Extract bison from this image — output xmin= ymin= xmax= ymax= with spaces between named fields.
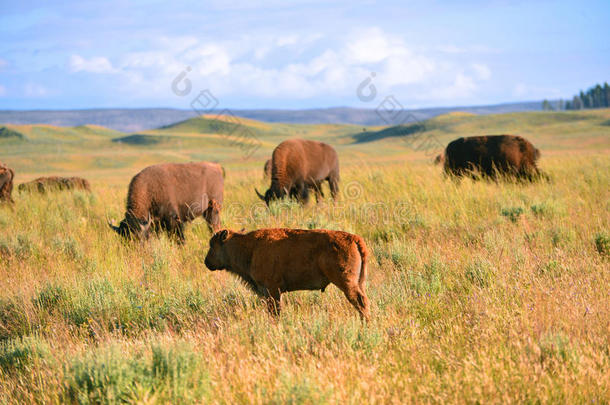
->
xmin=18 ymin=176 xmax=91 ymax=194
xmin=255 ymin=139 xmax=339 ymax=205
xmin=108 ymin=162 xmax=224 ymax=242
xmin=443 ymin=135 xmax=543 ymax=180
xmin=0 ymin=163 xmax=15 ymax=203
xmin=204 ymin=228 xmax=370 ymax=320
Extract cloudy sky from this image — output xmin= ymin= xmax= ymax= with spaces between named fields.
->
xmin=0 ymin=0 xmax=608 ymax=110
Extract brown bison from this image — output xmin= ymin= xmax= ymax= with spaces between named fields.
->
xmin=255 ymin=139 xmax=339 ymax=205
xmin=108 ymin=162 xmax=224 ymax=242
xmin=18 ymin=176 xmax=91 ymax=194
xmin=263 ymin=157 xmax=325 ymax=200
xmin=0 ymin=163 xmax=15 ymax=203
xmin=443 ymin=135 xmax=543 ymax=180
xmin=204 ymin=228 xmax=370 ymax=319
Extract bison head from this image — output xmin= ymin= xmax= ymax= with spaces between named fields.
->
xmin=108 ymin=212 xmax=151 ymax=240
xmin=204 ymin=229 xmax=233 ymax=271
xmin=203 ymin=199 xmax=222 ymax=232
xmin=255 ymin=185 xmax=288 ymax=206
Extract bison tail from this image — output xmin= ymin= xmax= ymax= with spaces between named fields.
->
xmin=355 ymin=237 xmax=368 ymax=290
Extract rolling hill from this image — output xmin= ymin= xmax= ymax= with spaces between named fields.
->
xmin=1 ymin=108 xmax=609 ymax=180
xmin=0 ymin=101 xmax=547 ymax=132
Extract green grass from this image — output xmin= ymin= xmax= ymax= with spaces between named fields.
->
xmin=0 ymin=109 xmax=609 ymax=403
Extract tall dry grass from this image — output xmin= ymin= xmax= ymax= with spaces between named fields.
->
xmin=0 ymin=150 xmax=608 ymax=403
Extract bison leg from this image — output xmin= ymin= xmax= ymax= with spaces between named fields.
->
xmin=328 ymin=176 xmax=339 ymax=200
xmin=295 ymin=182 xmax=310 ymax=204
xmin=263 ymin=288 xmax=282 ymax=316
xmin=173 ymin=223 xmax=186 ymax=244
xmin=313 ymin=181 xmax=325 ymax=203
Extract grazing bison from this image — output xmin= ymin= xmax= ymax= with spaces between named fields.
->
xmin=443 ymin=135 xmax=543 ymax=180
xmin=18 ymin=176 xmax=91 ymax=194
xmin=108 ymin=162 xmax=223 ymax=242
xmin=255 ymin=139 xmax=339 ymax=205
xmin=204 ymin=228 xmax=370 ymax=319
xmin=0 ymin=163 xmax=15 ymax=203
xmin=263 ymin=159 xmax=272 ymax=178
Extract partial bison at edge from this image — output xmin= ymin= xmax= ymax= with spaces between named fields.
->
xmin=443 ymin=135 xmax=543 ymax=180
xmin=204 ymin=228 xmax=370 ymax=320
xmin=0 ymin=163 xmax=15 ymax=203
xmin=109 ymin=162 xmax=224 ymax=243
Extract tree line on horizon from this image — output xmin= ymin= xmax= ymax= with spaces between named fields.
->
xmin=542 ymin=82 xmax=610 ymax=111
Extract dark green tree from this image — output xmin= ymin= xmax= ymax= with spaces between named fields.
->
xmin=572 ymin=95 xmax=582 ymax=110
xmin=542 ymin=99 xmax=552 ymax=111
xmin=581 ymin=91 xmax=589 ymax=108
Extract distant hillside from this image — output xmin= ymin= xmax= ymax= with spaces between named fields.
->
xmin=0 ymin=102 xmax=545 ymax=132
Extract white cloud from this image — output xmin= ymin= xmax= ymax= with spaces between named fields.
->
xmin=60 ymin=28 xmax=492 ymax=106
xmin=183 ymin=45 xmax=231 ymax=76
xmin=0 ymin=85 xmax=6 ymax=96
xmin=276 ymin=35 xmax=299 ymax=47
xmin=24 ymin=83 xmax=48 ymax=97
xmin=472 ymin=63 xmax=491 ymax=80
xmin=512 ymin=83 xmax=560 ymax=99
xmin=69 ymin=55 xmax=115 ymax=73
xmin=428 ymin=72 xmax=478 ymax=101
xmin=345 ymin=27 xmax=398 ymax=64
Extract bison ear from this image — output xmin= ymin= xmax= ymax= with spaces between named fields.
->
xmin=208 ymin=199 xmax=220 ymax=211
xmin=217 ymin=229 xmax=230 ymax=243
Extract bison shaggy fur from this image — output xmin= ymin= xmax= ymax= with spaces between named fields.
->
xmin=0 ymin=163 xmax=15 ymax=203
xmin=256 ymin=139 xmax=339 ymax=205
xmin=18 ymin=176 xmax=91 ymax=194
xmin=204 ymin=228 xmax=370 ymax=320
xmin=109 ymin=162 xmax=224 ymax=242
xmin=443 ymin=135 xmax=543 ymax=180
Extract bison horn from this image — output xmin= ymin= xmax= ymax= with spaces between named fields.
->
xmin=255 ymin=188 xmax=265 ymax=201
xmin=107 ymin=217 xmax=121 ymax=233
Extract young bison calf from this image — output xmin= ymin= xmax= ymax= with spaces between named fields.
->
xmin=204 ymin=228 xmax=370 ymax=320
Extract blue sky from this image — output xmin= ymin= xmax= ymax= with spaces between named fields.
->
xmin=0 ymin=0 xmax=608 ymax=110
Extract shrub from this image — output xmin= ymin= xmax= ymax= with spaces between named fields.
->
xmin=501 ymin=207 xmax=524 ymax=223
xmin=594 ymin=233 xmax=609 ymax=256
xmin=537 ymin=260 xmax=567 ymax=278
xmin=33 ymin=283 xmax=69 ymax=312
xmin=0 ymin=336 xmax=50 ymax=372
xmin=65 ymin=343 xmax=209 ymax=404
xmin=464 ymin=258 xmax=494 ymax=287
xmin=538 ymin=333 xmax=577 ymax=368
xmin=409 ymin=258 xmax=445 ymax=296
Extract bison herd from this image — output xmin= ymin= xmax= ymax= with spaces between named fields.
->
xmin=1 ymin=134 xmax=546 ymax=319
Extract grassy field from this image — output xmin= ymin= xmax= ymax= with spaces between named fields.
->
xmin=0 ymin=109 xmax=609 ymax=403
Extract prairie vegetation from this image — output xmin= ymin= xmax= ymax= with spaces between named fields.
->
xmin=0 ymin=109 xmax=609 ymax=403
